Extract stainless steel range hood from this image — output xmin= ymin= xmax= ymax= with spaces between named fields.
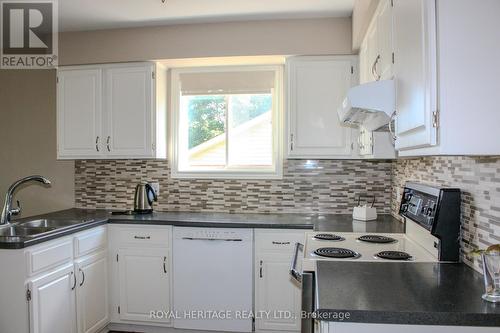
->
xmin=338 ymin=79 xmax=395 ymax=131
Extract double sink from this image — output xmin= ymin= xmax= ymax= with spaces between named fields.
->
xmin=0 ymin=218 xmax=93 ymax=238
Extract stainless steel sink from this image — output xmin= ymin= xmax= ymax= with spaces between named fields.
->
xmin=0 ymin=225 xmax=57 ymax=237
xmin=17 ymin=218 xmax=80 ymax=229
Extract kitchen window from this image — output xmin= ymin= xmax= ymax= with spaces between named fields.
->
xmin=170 ymin=66 xmax=283 ymax=179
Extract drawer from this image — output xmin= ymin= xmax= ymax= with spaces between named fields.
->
xmin=26 ymin=238 xmax=73 ymax=276
xmin=255 ymin=229 xmax=306 ymax=252
xmin=74 ymin=226 xmax=107 ymax=257
xmin=113 ymin=225 xmax=171 ymax=246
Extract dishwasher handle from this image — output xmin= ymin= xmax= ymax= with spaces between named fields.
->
xmin=181 ymin=237 xmax=243 ymax=242
xmin=290 ymin=242 xmax=304 ymax=283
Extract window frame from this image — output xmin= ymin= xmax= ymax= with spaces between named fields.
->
xmin=170 ymin=65 xmax=284 ymax=179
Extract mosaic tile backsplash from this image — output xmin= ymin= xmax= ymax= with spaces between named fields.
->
xmin=391 ymin=156 xmax=500 ymax=271
xmin=75 ymin=159 xmax=393 ymax=214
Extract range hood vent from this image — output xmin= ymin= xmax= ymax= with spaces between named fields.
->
xmin=338 ymin=80 xmax=395 ymax=131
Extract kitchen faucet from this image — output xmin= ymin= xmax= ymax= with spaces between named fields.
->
xmin=0 ymin=175 xmax=51 ymax=225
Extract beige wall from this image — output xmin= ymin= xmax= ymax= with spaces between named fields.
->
xmin=352 ymin=0 xmax=380 ymax=51
xmin=59 ymin=17 xmax=352 ymax=65
xmin=0 ymin=70 xmax=75 ymax=218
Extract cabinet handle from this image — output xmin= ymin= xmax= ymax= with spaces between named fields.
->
xmin=134 ymin=235 xmax=151 ymax=240
xmin=371 ymin=55 xmax=381 ymax=81
xmin=79 ymin=268 xmax=85 ymax=287
xmin=388 ymin=111 xmax=397 ymax=143
xmin=163 ymin=256 xmax=167 ymax=274
xmin=272 ymin=241 xmax=290 ymax=245
xmin=106 ymin=136 xmax=111 ymax=152
xmin=290 ymin=134 xmax=294 ymax=151
xmin=95 ymin=136 xmax=100 ymax=152
xmin=71 ymin=271 xmax=76 ymax=290
xmin=259 ymin=260 xmax=263 ymax=278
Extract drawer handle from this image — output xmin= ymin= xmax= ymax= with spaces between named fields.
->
xmin=134 ymin=236 xmax=151 ymax=240
xmin=272 ymin=241 xmax=290 ymax=245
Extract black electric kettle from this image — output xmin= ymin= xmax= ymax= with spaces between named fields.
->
xmin=133 ymin=182 xmax=158 ymax=214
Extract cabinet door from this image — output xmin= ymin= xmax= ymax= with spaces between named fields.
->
xmin=117 ymin=247 xmax=171 ymax=324
xmin=393 ymin=0 xmax=437 ymax=150
xmin=105 ymin=64 xmax=154 ymax=157
xmin=358 ymin=41 xmax=369 ymax=84
xmin=57 ymin=69 xmax=102 ymax=158
xmin=75 ymin=252 xmax=109 ymax=333
xmin=255 ymin=252 xmax=301 ymax=332
xmin=29 ymin=264 xmax=77 ymax=333
xmin=376 ymin=0 xmax=394 ymax=80
xmin=365 ymin=24 xmax=379 ymax=82
xmin=287 ymin=56 xmax=355 ymax=158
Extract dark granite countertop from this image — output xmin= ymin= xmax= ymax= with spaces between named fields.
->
xmin=0 ymin=208 xmax=403 ymax=249
xmin=316 ymin=261 xmax=500 ymax=327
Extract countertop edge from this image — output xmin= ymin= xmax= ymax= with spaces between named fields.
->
xmin=315 ymin=309 xmax=500 ymax=327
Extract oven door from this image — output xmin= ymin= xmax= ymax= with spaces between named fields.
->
xmin=290 ymin=242 xmax=314 ymax=333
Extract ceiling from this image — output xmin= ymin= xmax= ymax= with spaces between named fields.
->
xmin=59 ymin=0 xmax=354 ymax=32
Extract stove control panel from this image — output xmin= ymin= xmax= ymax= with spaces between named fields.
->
xmin=400 ymin=188 xmax=437 ymax=231
xmin=398 ymin=182 xmax=461 ymax=262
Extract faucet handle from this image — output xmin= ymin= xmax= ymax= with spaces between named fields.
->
xmin=11 ymin=200 xmax=21 ymax=216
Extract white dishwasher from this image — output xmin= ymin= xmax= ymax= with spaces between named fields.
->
xmin=173 ymin=227 xmax=253 ymax=332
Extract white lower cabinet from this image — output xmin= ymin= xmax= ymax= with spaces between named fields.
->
xmin=117 ymin=247 xmax=171 ymax=324
xmin=0 ymin=226 xmax=109 ymax=333
xmin=29 ymin=263 xmax=77 ymax=333
xmin=75 ymin=251 xmax=109 ymax=333
xmin=254 ymin=230 xmax=305 ymax=332
xmin=108 ymin=224 xmax=172 ymax=327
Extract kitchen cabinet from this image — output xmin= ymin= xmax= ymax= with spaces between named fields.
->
xmin=393 ymin=0 xmax=500 ymax=155
xmin=392 ymin=0 xmax=437 ymax=151
xmin=0 ymin=227 xmax=109 ymax=333
xmin=117 ymin=247 xmax=171 ymax=324
xmin=29 ymin=264 xmax=77 ymax=333
xmin=254 ymin=230 xmax=304 ymax=332
xmin=287 ymin=56 xmax=358 ymax=159
xmin=359 ymin=0 xmax=393 ymax=83
xmin=108 ymin=225 xmax=172 ymax=327
xmin=57 ymin=62 xmax=167 ymax=159
xmin=56 ymin=68 xmax=102 ymax=158
xmin=75 ymin=251 xmax=109 ymax=333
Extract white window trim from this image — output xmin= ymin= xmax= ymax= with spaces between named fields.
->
xmin=169 ymin=65 xmax=284 ymax=180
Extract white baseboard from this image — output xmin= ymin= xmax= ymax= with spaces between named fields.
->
xmin=107 ymin=323 xmax=244 ymax=333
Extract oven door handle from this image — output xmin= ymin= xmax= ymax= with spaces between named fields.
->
xmin=290 ymin=242 xmax=304 ymax=283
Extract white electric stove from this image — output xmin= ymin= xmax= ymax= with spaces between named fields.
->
xmin=293 ymin=183 xmax=463 ymax=333
xmin=301 ymin=230 xmax=438 ymax=271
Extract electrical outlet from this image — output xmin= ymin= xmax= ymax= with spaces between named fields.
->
xmin=150 ymin=182 xmax=160 ymax=196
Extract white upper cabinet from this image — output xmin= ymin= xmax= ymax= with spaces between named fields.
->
xmin=57 ymin=69 xmax=103 ymax=158
xmin=57 ymin=62 xmax=167 ymax=159
xmin=393 ymin=0 xmax=437 ymax=151
xmin=393 ymin=0 xmax=500 ymax=156
xmin=376 ymin=0 xmax=394 ymax=81
xmin=287 ymin=56 xmax=357 ymax=159
xmin=359 ymin=0 xmax=394 ymax=83
xmin=105 ymin=65 xmax=154 ymax=157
